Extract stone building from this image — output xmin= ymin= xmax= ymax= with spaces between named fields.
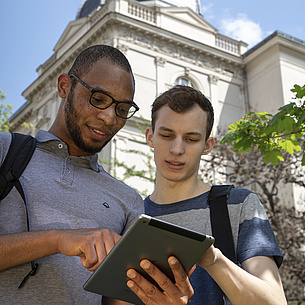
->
xmin=10 ymin=0 xmax=305 ymax=205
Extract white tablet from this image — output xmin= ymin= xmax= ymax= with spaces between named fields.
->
xmin=83 ymin=214 xmax=214 ymax=304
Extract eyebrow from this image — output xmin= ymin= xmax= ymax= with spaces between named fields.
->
xmin=93 ymin=86 xmax=134 ymax=104
xmin=158 ymin=126 xmax=203 ymax=137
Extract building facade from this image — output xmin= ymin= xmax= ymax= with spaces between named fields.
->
xmin=10 ymin=0 xmax=305 ymax=206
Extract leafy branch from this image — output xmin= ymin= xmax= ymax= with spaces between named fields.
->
xmin=221 ymin=84 xmax=305 ymax=166
xmin=0 ymin=89 xmax=13 ymax=133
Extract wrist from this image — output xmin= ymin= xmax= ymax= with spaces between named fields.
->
xmin=199 ymin=247 xmax=223 ymax=270
xmin=46 ymin=229 xmax=63 ymax=255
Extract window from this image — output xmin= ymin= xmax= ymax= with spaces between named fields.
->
xmin=174 ymin=77 xmax=194 ymax=87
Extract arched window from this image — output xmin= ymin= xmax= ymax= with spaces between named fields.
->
xmin=174 ymin=77 xmax=195 ymax=87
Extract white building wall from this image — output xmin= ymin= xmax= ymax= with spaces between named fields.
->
xmin=279 ymin=45 xmax=305 ymax=104
xmin=245 ymin=46 xmax=284 ymax=113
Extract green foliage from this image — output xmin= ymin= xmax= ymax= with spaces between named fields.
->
xmin=0 ymin=89 xmax=6 ymax=100
xmin=221 ymin=84 xmax=305 ymax=166
xmin=0 ymin=89 xmax=13 ymax=132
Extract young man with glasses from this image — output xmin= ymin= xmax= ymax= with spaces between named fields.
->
xmin=0 ymin=45 xmax=194 ymax=305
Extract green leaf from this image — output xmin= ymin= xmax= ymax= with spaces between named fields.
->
xmin=279 ymin=139 xmax=302 ymax=154
xmin=232 ymin=137 xmax=252 ymax=153
xmin=266 ymin=116 xmax=295 ymax=134
xmin=281 ymin=116 xmax=297 ymax=133
xmin=263 ymin=150 xmax=284 ymax=166
xmin=277 ymin=102 xmax=295 ymax=115
xmin=297 ymin=110 xmax=305 ymax=127
xmin=221 ymin=132 xmax=237 ymax=144
xmin=291 ymin=84 xmax=305 ymax=99
xmin=255 ymin=112 xmax=271 ymax=121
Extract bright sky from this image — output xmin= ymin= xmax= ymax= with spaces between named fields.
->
xmin=0 ymin=0 xmax=304 ymax=112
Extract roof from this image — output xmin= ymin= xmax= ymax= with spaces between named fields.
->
xmin=243 ymin=30 xmax=305 ymax=58
xmin=76 ymin=0 xmax=105 ymax=19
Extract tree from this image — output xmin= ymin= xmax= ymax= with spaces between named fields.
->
xmin=199 ymin=141 xmax=305 ymax=303
xmin=219 ymin=84 xmax=305 ymax=302
xmin=221 ymin=84 xmax=305 ymax=166
xmin=0 ymin=89 xmax=13 ymax=132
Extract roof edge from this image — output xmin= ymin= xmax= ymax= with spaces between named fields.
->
xmin=243 ymin=30 xmax=305 ymax=58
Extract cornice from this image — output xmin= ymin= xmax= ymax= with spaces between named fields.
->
xmin=10 ymin=108 xmax=34 ymax=131
xmin=112 ymin=19 xmax=244 ymax=79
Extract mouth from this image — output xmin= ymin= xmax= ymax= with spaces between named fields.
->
xmin=166 ymin=160 xmax=185 ymax=169
xmin=168 ymin=161 xmax=184 ymax=165
xmin=92 ymin=128 xmax=107 ymax=136
xmin=89 ymin=126 xmax=110 ymax=139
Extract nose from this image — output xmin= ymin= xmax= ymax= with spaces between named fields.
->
xmin=97 ymin=104 xmax=117 ymax=125
xmin=169 ymin=137 xmax=185 ymax=155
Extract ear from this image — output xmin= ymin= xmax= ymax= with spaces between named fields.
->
xmin=145 ymin=127 xmax=154 ymax=148
xmin=202 ymin=137 xmax=215 ymax=155
xmin=58 ymin=74 xmax=71 ymax=99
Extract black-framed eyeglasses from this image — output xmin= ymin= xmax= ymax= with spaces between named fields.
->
xmin=69 ymin=74 xmax=139 ymax=119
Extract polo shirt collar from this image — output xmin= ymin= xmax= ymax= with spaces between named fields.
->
xmin=35 ymin=130 xmax=100 ymax=172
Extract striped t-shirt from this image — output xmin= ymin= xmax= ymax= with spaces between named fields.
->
xmin=144 ymin=188 xmax=283 ymax=305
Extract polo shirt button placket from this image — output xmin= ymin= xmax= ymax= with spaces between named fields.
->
xmin=62 ymin=157 xmax=74 ymax=184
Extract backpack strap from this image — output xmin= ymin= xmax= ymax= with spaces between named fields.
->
xmin=208 ymin=184 xmax=237 ymax=263
xmin=0 ymin=132 xmax=39 ymax=288
xmin=0 ymin=133 xmax=37 ymax=201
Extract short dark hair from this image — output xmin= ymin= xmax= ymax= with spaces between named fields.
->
xmin=151 ymin=85 xmax=214 ymax=139
xmin=68 ymin=45 xmax=134 ymax=88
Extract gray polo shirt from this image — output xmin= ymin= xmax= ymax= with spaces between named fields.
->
xmin=0 ymin=130 xmax=144 ymax=304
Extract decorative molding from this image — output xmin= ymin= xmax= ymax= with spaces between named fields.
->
xmin=117 ymin=43 xmax=129 ymax=55
xmin=34 ymin=82 xmax=57 ymax=104
xmin=155 ymin=56 xmax=166 ymax=67
xmin=185 ymin=67 xmax=191 ymax=76
xmin=209 ymin=74 xmax=219 ymax=85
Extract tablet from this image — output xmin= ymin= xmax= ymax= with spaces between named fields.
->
xmin=83 ymin=214 xmax=214 ymax=304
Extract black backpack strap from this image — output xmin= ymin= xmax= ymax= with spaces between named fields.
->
xmin=0 ymin=133 xmax=37 ymax=200
xmin=208 ymin=184 xmax=237 ymax=263
xmin=0 ymin=132 xmax=39 ymax=288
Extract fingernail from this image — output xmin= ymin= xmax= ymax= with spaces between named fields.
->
xmin=169 ymin=257 xmax=177 ymax=265
xmin=127 ymin=270 xmax=136 ymax=279
xmin=127 ymin=281 xmax=134 ymax=288
xmin=141 ymin=260 xmax=150 ymax=269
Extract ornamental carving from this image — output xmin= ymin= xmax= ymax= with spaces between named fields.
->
xmin=117 ymin=43 xmax=129 ymax=55
xmin=155 ymin=57 xmax=166 ymax=67
xmin=209 ymin=75 xmax=219 ymax=85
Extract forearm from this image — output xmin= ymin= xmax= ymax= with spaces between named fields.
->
xmin=0 ymin=230 xmax=59 ymax=271
xmin=0 ymin=228 xmax=121 ymax=272
xmin=202 ymin=250 xmax=287 ymax=305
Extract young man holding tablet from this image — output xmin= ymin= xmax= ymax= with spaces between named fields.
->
xmin=125 ymin=85 xmax=287 ymax=305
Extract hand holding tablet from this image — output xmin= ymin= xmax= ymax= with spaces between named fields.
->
xmin=84 ymin=214 xmax=214 ymax=305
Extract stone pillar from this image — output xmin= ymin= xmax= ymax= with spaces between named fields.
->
xmin=155 ymin=56 xmax=167 ymax=96
xmin=208 ymin=74 xmax=220 ymax=132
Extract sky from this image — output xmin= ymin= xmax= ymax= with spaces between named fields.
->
xmin=0 ymin=0 xmax=304 ymax=113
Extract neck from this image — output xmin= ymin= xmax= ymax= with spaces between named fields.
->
xmin=150 ymin=176 xmax=211 ymax=204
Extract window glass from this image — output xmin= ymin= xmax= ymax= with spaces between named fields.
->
xmin=174 ymin=77 xmax=194 ymax=87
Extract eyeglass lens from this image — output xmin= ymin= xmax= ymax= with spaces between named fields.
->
xmin=91 ymin=91 xmax=137 ymax=119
